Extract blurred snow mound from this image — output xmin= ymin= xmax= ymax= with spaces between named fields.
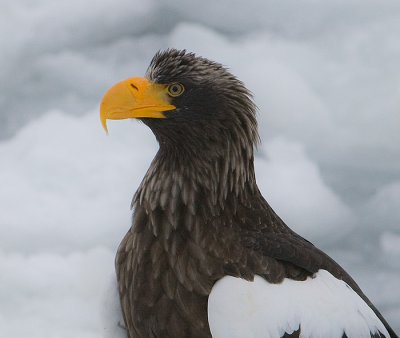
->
xmin=365 ymin=182 xmax=400 ymax=232
xmin=101 ymin=274 xmax=127 ymax=338
xmin=0 ymin=247 xmax=115 ymax=338
xmin=256 ymin=137 xmax=356 ymax=245
xmin=381 ymin=232 xmax=400 ymax=256
xmin=0 ymin=111 xmax=155 ymax=253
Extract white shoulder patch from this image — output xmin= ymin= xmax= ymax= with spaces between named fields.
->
xmin=208 ymin=270 xmax=389 ymax=338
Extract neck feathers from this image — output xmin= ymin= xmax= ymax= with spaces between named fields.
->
xmin=132 ymin=136 xmax=258 ymax=236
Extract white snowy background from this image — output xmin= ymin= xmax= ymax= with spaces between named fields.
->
xmin=0 ymin=0 xmax=399 ymax=336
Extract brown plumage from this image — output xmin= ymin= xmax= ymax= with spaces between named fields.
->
xmin=104 ymin=49 xmax=398 ymax=338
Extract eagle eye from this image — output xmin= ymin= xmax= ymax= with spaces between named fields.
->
xmin=167 ymin=83 xmax=185 ymax=97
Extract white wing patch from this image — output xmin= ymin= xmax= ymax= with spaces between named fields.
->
xmin=208 ymin=270 xmax=389 ymax=338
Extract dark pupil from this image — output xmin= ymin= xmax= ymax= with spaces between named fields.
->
xmin=171 ymin=85 xmax=179 ymax=93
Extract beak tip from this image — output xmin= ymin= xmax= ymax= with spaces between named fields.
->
xmin=100 ymin=113 xmax=109 ymax=135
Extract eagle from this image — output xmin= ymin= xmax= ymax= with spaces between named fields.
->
xmin=100 ymin=49 xmax=398 ymax=338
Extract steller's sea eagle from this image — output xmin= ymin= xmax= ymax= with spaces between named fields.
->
xmin=100 ymin=49 xmax=398 ymax=338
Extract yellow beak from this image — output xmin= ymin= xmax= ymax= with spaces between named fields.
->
xmin=100 ymin=77 xmax=176 ymax=133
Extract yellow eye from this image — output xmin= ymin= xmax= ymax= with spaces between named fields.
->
xmin=167 ymin=83 xmax=185 ymax=97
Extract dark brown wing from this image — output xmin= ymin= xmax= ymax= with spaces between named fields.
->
xmin=241 ymin=228 xmax=398 ymax=338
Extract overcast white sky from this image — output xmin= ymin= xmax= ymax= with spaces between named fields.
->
xmin=0 ymin=0 xmax=399 ymax=336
